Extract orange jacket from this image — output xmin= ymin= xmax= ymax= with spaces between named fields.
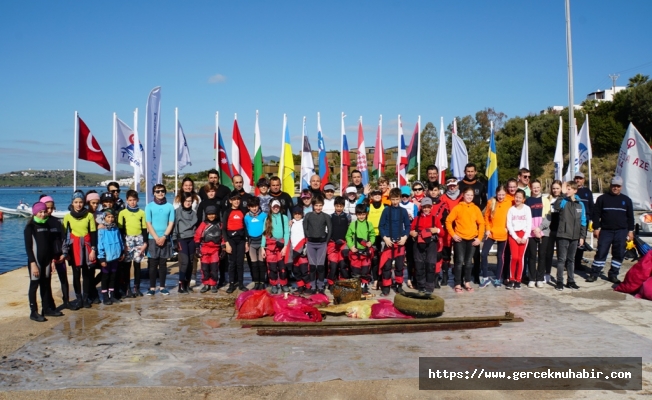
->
xmin=484 ymin=198 xmax=511 ymax=242
xmin=446 ymin=201 xmax=485 ymax=240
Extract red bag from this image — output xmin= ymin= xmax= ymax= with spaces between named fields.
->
xmin=235 ymin=290 xmax=257 ymax=311
xmin=370 ymin=299 xmax=414 ymax=319
xmin=236 ymin=290 xmax=275 ymax=319
xmin=273 ymin=304 xmax=322 ymax=323
xmin=615 ymin=252 xmax=652 ymax=294
xmin=635 ymin=277 xmax=652 ymax=300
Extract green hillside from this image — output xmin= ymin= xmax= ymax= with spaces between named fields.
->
xmin=0 ymin=170 xmax=130 ymax=187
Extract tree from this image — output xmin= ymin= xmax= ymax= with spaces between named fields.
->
xmin=627 ymin=73 xmax=649 ymax=88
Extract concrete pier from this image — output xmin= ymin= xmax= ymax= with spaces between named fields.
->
xmin=1 ymin=258 xmax=651 ymax=399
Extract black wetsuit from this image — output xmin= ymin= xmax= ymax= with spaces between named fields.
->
xmin=24 ymin=218 xmax=61 ymax=314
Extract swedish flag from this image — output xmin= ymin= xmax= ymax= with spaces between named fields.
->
xmin=486 ymin=127 xmax=498 ymax=198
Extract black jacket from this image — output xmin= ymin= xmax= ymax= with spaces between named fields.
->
xmin=459 ymin=178 xmax=487 ymax=211
xmin=592 ymin=192 xmax=635 ymax=231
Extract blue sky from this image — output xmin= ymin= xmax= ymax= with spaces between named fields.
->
xmin=1 ymin=0 xmax=650 ymax=174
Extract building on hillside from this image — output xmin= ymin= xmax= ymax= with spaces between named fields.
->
xmin=586 ymin=86 xmax=626 ymax=102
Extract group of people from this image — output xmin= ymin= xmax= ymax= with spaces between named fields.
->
xmin=23 ymin=164 xmax=636 ymax=322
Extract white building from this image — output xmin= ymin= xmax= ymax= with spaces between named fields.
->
xmin=586 ymin=86 xmax=626 ymax=102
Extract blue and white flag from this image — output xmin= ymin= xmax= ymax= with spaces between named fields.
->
xmin=116 ymin=117 xmax=143 ymax=173
xmin=577 ymin=115 xmax=592 ymax=167
xmin=449 ymin=119 xmax=468 ymax=180
xmin=177 ymin=120 xmax=192 ymax=170
xmin=145 ymin=86 xmax=161 ymax=203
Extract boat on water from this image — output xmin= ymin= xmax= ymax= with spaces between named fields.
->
xmin=0 ymin=202 xmax=67 ymax=219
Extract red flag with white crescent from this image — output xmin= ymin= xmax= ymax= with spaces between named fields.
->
xmin=78 ymin=116 xmax=110 ymax=171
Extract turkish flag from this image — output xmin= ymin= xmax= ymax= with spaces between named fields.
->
xmin=78 ymin=116 xmax=110 ymax=171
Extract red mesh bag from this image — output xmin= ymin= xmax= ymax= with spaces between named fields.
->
xmin=236 ymin=290 xmax=275 ymax=319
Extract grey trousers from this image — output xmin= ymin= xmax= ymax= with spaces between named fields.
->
xmin=556 ymin=238 xmax=578 ymax=284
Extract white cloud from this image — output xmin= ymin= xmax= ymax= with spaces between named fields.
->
xmin=208 ymin=73 xmax=226 ymax=84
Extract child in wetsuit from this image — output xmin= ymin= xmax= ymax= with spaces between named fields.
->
xmin=97 ymin=209 xmax=124 ymax=304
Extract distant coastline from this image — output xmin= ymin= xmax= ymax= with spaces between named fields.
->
xmin=0 ymin=170 xmax=132 ymax=188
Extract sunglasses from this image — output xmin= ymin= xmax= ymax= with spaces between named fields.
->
xmin=413 ymin=188 xmax=424 ymax=191
xmin=522 ymin=176 xmax=531 ymax=179
xmin=154 ymin=190 xmax=166 ymax=194
xmin=110 ymin=189 xmax=120 ymax=193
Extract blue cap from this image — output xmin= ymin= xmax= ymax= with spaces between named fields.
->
xmin=401 ymin=186 xmax=411 ymax=196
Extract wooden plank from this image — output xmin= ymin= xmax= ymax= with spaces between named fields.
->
xmin=241 ymin=312 xmax=521 ymax=328
xmin=256 ymin=320 xmax=501 ymax=336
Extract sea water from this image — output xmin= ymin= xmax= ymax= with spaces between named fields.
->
xmin=0 ymin=187 xmax=174 ymax=274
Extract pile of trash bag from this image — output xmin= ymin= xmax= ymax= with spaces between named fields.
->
xmin=235 ymin=290 xmax=328 ymax=322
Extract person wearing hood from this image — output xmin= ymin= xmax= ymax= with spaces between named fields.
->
xmin=63 ymin=190 xmax=98 ymax=310
xmin=194 ymin=203 xmax=222 ymax=293
xmin=24 ymin=202 xmax=64 ymax=321
xmin=97 ymin=208 xmax=125 ymax=305
xmin=439 ymin=179 xmax=462 ymax=284
xmin=173 ymin=192 xmax=198 ymax=294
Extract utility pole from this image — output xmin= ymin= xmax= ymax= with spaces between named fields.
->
xmin=609 ymin=73 xmax=620 ymax=97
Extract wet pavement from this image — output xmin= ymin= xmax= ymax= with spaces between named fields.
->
xmin=2 ymin=265 xmax=652 ymax=392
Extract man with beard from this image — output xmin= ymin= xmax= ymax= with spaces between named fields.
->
xmin=199 ymin=169 xmax=231 ymax=203
xmin=458 ymin=163 xmax=487 ymax=283
xmin=221 ymin=174 xmax=252 ymax=213
xmin=268 ymin=175 xmax=294 ymax=217
xmin=425 ymin=165 xmax=440 ymax=187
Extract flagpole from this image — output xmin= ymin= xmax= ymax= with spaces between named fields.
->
xmin=340 ymin=112 xmax=345 ymax=192
xmin=587 ymin=114 xmax=592 ymax=191
xmin=378 ymin=114 xmax=382 ymax=179
xmin=134 ymin=108 xmax=139 ymax=192
xmin=417 ymin=115 xmax=421 ymax=181
xmin=214 ymin=112 xmax=219 ymax=171
xmin=397 ymin=114 xmax=401 ymax=185
xmin=73 ymin=111 xmax=78 ymax=191
xmin=565 ymin=0 xmax=577 ymax=179
xmin=112 ymin=112 xmax=117 ymax=181
xmin=280 ymin=114 xmax=286 ymax=189
xmin=175 ymin=107 xmax=178 ymax=196
xmin=301 ymin=115 xmax=306 ymax=189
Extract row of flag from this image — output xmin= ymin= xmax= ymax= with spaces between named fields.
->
xmin=76 ymin=86 xmax=650 ymax=210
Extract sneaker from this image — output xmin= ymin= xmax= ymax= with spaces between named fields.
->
xmin=238 ymin=285 xmax=249 ymax=292
xmin=308 ymin=288 xmax=317 ymax=295
xmin=479 ymin=278 xmax=491 ymax=288
xmin=226 ymin=284 xmax=237 ymax=294
xmin=296 ymin=287 xmax=305 ymax=295
xmin=211 ymin=286 xmax=218 ymax=293
xmin=281 ymin=285 xmax=290 ymax=293
xmin=493 ymin=279 xmax=502 ymax=288
xmin=555 ymin=282 xmax=564 ymax=291
xmin=200 ymin=285 xmax=210 ymax=293
xmin=585 ymin=274 xmax=598 ymax=283
xmin=318 ymin=288 xmax=325 ymax=295
xmin=135 ymin=289 xmax=144 ymax=297
xmin=160 ymin=289 xmax=170 ymax=296
xmin=146 ymin=290 xmax=155 ymax=296
xmin=362 ymin=284 xmax=371 ymax=295
xmin=567 ymin=281 xmax=580 ymax=290
xmin=380 ymin=287 xmax=390 ymax=296
xmin=527 ymin=281 xmax=535 ymax=288
xmin=607 ymin=276 xmax=621 ymax=285
xmin=536 ymin=281 xmax=544 ymax=288
xmin=103 ymin=296 xmax=112 ymax=305
xmin=271 ymin=286 xmax=279 ymax=294
xmin=505 ymin=282 xmax=514 ymax=290
xmin=418 ymin=289 xmax=426 ymax=295
xmin=544 ymin=274 xmax=551 ymax=283
xmin=514 ymin=282 xmax=522 ymax=290
xmin=190 ymin=279 xmax=196 ymax=287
